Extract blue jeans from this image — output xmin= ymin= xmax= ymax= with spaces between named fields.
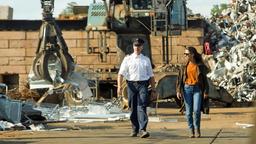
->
xmin=183 ymin=84 xmax=202 ymax=131
xmin=127 ymin=80 xmax=149 ymax=133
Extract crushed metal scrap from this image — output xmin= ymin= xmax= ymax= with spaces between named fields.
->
xmin=0 ymin=95 xmax=129 ymax=131
xmin=0 ymin=82 xmax=129 ymax=131
xmin=0 ymin=83 xmax=47 ymax=131
xmin=204 ymin=0 xmax=256 ymax=102
xmin=37 ymin=102 xmax=129 ymax=123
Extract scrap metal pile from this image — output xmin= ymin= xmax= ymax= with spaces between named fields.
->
xmin=1 ymin=90 xmax=128 ymax=131
xmin=0 ymin=83 xmax=46 ymax=131
xmin=37 ymin=100 xmax=128 ymax=123
xmin=205 ymin=0 xmax=256 ymax=102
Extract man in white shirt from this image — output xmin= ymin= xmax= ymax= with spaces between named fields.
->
xmin=117 ymin=38 xmax=156 ymax=138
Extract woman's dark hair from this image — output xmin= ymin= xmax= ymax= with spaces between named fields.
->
xmin=187 ymin=46 xmax=203 ymax=64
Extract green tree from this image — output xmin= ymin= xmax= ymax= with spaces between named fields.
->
xmin=211 ymin=5 xmax=220 ymax=16
xmin=210 ymin=3 xmax=228 ymax=17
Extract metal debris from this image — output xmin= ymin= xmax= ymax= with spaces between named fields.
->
xmin=236 ymin=122 xmax=255 ymax=128
xmin=205 ymin=0 xmax=256 ymax=102
xmin=0 ymin=121 xmax=14 ymax=131
xmin=29 ymin=124 xmax=46 ymax=131
xmin=0 ymin=95 xmax=22 ymax=124
xmin=34 ymin=98 xmax=129 ymax=123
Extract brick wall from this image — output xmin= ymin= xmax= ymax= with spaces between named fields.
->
xmin=0 ymin=28 xmax=203 ymax=90
xmin=151 ymin=28 xmax=204 ymax=65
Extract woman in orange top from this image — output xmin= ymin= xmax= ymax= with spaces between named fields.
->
xmin=176 ymin=47 xmax=209 ymax=138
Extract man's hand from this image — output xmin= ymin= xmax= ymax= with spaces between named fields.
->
xmin=204 ymin=93 xmax=208 ymax=99
xmin=150 ymin=90 xmax=157 ymax=101
xmin=117 ymin=87 xmax=122 ymax=96
xmin=117 ymin=74 xmax=123 ymax=96
xmin=176 ymin=92 xmax=182 ymax=100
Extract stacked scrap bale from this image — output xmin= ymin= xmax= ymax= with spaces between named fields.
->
xmin=205 ymin=0 xmax=256 ymax=102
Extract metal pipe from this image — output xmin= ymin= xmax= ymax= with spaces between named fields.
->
xmin=235 ymin=0 xmax=238 ymax=12
xmin=110 ymin=88 xmax=113 ymax=99
xmin=166 ymin=35 xmax=169 ymax=64
xmin=96 ymin=77 xmax=99 ymax=100
xmin=103 ymin=0 xmax=110 ymax=17
xmin=162 ymin=36 xmax=166 ymax=63
xmin=86 ymin=31 xmax=91 ymax=54
xmin=102 ymin=31 xmax=107 ymax=62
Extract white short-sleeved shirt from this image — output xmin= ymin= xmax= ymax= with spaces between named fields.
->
xmin=118 ymin=53 xmax=154 ymax=81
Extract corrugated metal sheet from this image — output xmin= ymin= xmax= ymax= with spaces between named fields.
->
xmin=0 ymin=96 xmax=22 ymax=124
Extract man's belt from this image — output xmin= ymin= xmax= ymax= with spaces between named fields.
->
xmin=127 ymin=80 xmax=148 ymax=84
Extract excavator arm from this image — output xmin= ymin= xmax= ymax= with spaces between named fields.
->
xmin=28 ymin=0 xmax=92 ymax=105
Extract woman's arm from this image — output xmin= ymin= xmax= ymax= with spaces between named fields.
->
xmin=176 ymin=66 xmax=184 ymax=99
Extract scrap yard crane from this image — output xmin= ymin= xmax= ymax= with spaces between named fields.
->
xmin=27 ymin=0 xmax=232 ymax=110
xmin=28 ymin=0 xmax=188 ymax=107
xmin=28 ymin=0 xmax=92 ymax=105
xmin=33 ymin=0 xmax=74 ymax=83
xmin=25 ymin=0 xmax=186 ymax=104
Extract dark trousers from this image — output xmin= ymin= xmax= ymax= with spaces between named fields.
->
xmin=127 ymin=80 xmax=149 ymax=133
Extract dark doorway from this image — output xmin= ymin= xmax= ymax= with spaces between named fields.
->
xmin=0 ymin=74 xmax=19 ymax=90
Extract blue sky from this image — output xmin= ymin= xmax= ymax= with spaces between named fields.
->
xmin=0 ymin=0 xmax=229 ymax=19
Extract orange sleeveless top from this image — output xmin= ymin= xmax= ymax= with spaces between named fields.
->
xmin=185 ymin=62 xmax=198 ymax=85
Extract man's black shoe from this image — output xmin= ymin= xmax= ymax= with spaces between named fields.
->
xmin=140 ymin=131 xmax=150 ymax=138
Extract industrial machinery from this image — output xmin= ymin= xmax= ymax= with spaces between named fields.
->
xmin=85 ymin=0 xmax=187 ymax=107
xmin=85 ymin=0 xmax=233 ymax=109
xmin=28 ymin=0 xmax=187 ymax=107
xmin=29 ymin=0 xmax=92 ymax=105
xmin=28 ymin=0 xmax=232 ymax=109
xmin=33 ymin=0 xmax=74 ymax=83
xmin=86 ymin=0 xmax=186 ymax=63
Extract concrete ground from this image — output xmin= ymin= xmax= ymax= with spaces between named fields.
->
xmin=0 ymin=107 xmax=255 ymax=144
